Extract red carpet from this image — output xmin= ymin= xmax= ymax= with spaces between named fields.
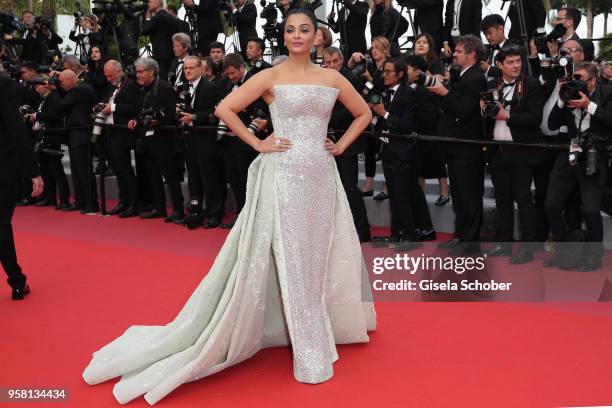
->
xmin=2 ymin=206 xmax=612 ymax=407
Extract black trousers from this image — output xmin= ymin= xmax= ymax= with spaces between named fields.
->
xmin=336 ymin=154 xmax=370 ymax=237
xmin=222 ymin=144 xmax=257 ymax=215
xmin=143 ymin=152 xmax=185 ymax=212
xmin=533 ymin=152 xmax=554 ymax=241
xmin=157 ymin=59 xmax=172 ymax=83
xmin=446 ymin=154 xmax=484 ymax=242
xmin=381 ymin=145 xmax=433 ymax=239
xmin=545 ymin=153 xmax=607 ymax=251
xmin=490 ymin=149 xmax=537 ymax=243
xmin=40 ymin=148 xmax=70 ymax=204
xmin=364 ymin=137 xmax=379 ymax=178
xmin=68 ymin=144 xmax=98 ymax=208
xmin=109 ymin=134 xmax=139 ymax=207
xmin=135 ymin=151 xmax=153 ymax=208
xmin=0 ymin=179 xmax=26 ymax=290
xmin=184 ymin=135 xmax=226 ymax=219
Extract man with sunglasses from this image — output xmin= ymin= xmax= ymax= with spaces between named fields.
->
xmin=545 ymin=62 xmax=612 ymax=271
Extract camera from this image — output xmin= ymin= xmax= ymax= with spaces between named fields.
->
xmin=414 ymin=72 xmax=439 ymax=87
xmin=351 ymin=53 xmax=374 ymax=78
xmin=246 ymin=107 xmax=269 ymax=135
xmin=362 ymin=81 xmax=386 ymax=105
xmin=540 ymin=55 xmax=573 ymax=81
xmin=569 ymin=130 xmax=605 ymax=175
xmin=137 ymin=106 xmax=166 ymax=128
xmin=26 ymin=77 xmax=59 ymax=87
xmin=559 ymin=77 xmax=589 ymax=103
xmin=33 ymin=131 xmax=64 ymax=158
xmin=91 ymin=102 xmax=107 ymax=143
xmin=34 ymin=16 xmax=52 ymax=31
xmin=480 ymin=89 xmax=504 ymax=119
xmin=0 ymin=11 xmax=25 ymax=35
xmin=19 ymin=104 xmax=36 ymax=116
xmin=533 ymin=24 xmax=567 ymax=55
xmin=260 ymin=0 xmax=279 ymax=41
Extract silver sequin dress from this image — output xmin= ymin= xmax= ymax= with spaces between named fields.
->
xmin=82 ymin=84 xmax=377 ymax=405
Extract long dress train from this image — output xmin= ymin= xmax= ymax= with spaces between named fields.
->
xmin=82 ymin=84 xmax=377 ymax=405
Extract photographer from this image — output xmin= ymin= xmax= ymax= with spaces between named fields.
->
xmin=370 ymin=58 xmax=427 ymax=244
xmin=166 ymin=4 xmax=191 ymax=34
xmin=62 ymin=54 xmax=90 ymax=83
xmin=427 ymin=35 xmax=486 ymax=255
xmin=544 ymin=62 xmax=612 ymax=271
xmin=33 ymin=70 xmax=98 ymax=213
xmin=507 ymin=0 xmax=545 ymax=45
xmin=245 ymin=37 xmax=272 ymax=74
xmin=17 ymin=15 xmax=63 ymax=65
xmin=480 ymin=46 xmax=546 ymax=264
xmin=168 ymin=33 xmax=192 ymax=90
xmin=209 ymin=41 xmax=226 ymax=71
xmin=127 ymin=58 xmax=185 ymax=223
xmin=99 ymin=60 xmax=143 ymax=218
xmin=550 ymin=7 xmax=595 ymax=62
xmin=183 ymin=0 xmax=223 ymax=57
xmin=24 ymin=75 xmax=71 ymax=210
xmin=177 ymin=56 xmax=223 ymax=228
xmin=230 ymin=0 xmax=258 ymax=60
xmin=403 ymin=54 xmax=443 ymax=235
xmin=347 ymin=36 xmax=390 ymax=198
xmin=369 ymin=0 xmax=408 ymax=57
xmin=219 ymin=53 xmax=267 ymax=228
xmin=442 ymin=0 xmax=481 ymax=58
xmin=326 ymin=0 xmax=368 ymax=58
xmin=0 ymin=75 xmax=43 ymax=301
xmin=323 ymin=46 xmax=371 ymax=242
xmin=601 ymin=61 xmax=612 ymax=86
xmin=142 ymin=0 xmax=180 ymax=80
xmin=69 ymin=14 xmax=103 ymax=60
xmin=412 ymin=0 xmax=444 ymax=55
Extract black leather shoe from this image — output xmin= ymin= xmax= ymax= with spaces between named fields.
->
xmin=361 ymin=190 xmax=374 ymax=197
xmin=510 ymin=248 xmax=533 ymax=265
xmin=140 ymin=209 xmax=166 ymax=219
xmin=34 ymin=199 xmax=55 ymax=207
xmin=204 ymin=217 xmax=221 ymax=229
xmin=434 ymin=195 xmax=450 ymax=206
xmin=449 ymin=242 xmax=481 ymax=256
xmin=483 ymin=244 xmax=512 ymax=258
xmin=15 ymin=198 xmax=32 ymax=206
xmin=55 ymin=201 xmax=70 ymax=211
xmin=108 ymin=203 xmax=129 ymax=215
xmin=372 ymin=235 xmax=400 ymax=243
xmin=12 ymin=284 xmax=30 ymax=300
xmin=416 ymin=229 xmax=437 ymax=242
xmin=574 ymin=259 xmax=602 ymax=272
xmin=137 ymin=204 xmax=154 ymax=214
xmin=543 ymin=256 xmax=558 ymax=268
xmin=372 ymin=192 xmax=389 ymax=201
xmin=81 ymin=206 xmax=99 ymax=214
xmin=438 ymin=237 xmax=460 ymax=249
xmin=220 ymin=219 xmax=236 ymax=229
xmin=165 ymin=211 xmax=185 ymax=223
xmin=62 ymin=203 xmax=84 ymax=212
xmin=118 ymin=206 xmax=138 ymax=218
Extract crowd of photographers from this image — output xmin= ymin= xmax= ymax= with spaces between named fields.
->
xmin=2 ymin=0 xmax=612 ymax=273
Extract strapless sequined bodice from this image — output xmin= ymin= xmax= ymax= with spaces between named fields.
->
xmin=269 ymin=84 xmax=339 ymax=158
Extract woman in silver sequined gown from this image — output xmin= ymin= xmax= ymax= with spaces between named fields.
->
xmin=82 ymin=8 xmax=376 ymax=405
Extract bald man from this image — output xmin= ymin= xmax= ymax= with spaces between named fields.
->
xmin=100 ymin=60 xmax=144 ymax=217
xmin=36 ymin=70 xmax=98 ymax=213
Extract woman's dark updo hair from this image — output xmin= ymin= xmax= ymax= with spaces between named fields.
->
xmin=282 ymin=6 xmax=318 ymax=31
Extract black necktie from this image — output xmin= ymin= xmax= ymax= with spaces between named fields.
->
xmin=383 ymin=89 xmax=395 ymax=109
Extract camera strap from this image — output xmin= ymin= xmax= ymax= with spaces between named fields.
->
xmin=497 ymin=74 xmax=524 ymax=110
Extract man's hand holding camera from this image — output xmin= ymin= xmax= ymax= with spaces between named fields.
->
xmin=427 ymin=81 xmax=449 ymax=97
xmin=369 ymin=101 xmax=386 ymax=118
xmin=566 ymin=91 xmax=590 ymax=110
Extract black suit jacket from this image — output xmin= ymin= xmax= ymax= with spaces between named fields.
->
xmin=235 ymin=2 xmax=258 ymax=49
xmin=192 ymin=0 xmax=223 ymax=50
xmin=548 ymin=83 xmax=612 ymax=146
xmin=413 ymin=0 xmax=444 ymax=35
xmin=484 ymin=74 xmax=546 ymax=164
xmin=177 ymin=18 xmax=191 ymax=35
xmin=369 ymin=5 xmax=408 ymax=57
xmin=329 ymin=66 xmax=365 ymax=157
xmin=36 ymin=90 xmax=65 ymax=146
xmin=0 ymin=76 xmax=37 ymax=181
xmin=508 ymin=0 xmax=546 ymax=42
xmin=380 ymin=83 xmax=418 ymax=161
xmin=142 ymin=10 xmax=178 ymax=61
xmin=109 ymin=78 xmax=143 ymax=148
xmin=185 ymin=77 xmax=220 ymax=158
xmin=444 ymin=0 xmax=481 ymax=44
xmin=328 ymin=0 xmax=369 ymax=57
xmin=38 ymin=83 xmax=96 ymax=147
xmin=438 ymin=63 xmax=486 ymax=157
xmin=138 ymin=79 xmax=179 ymax=156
